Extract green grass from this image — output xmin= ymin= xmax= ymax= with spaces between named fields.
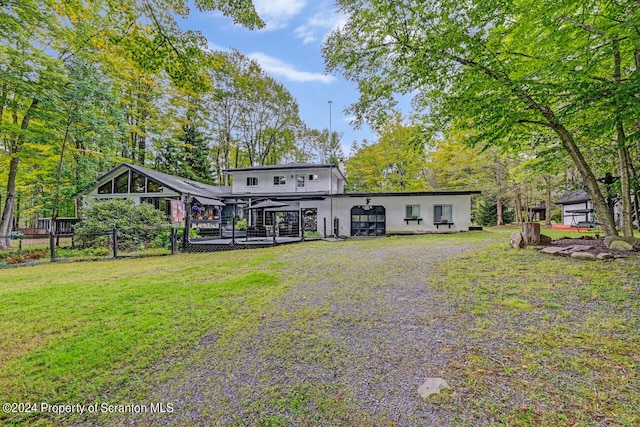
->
xmin=429 ymin=242 xmax=640 ymax=426
xmin=0 ymin=249 xmax=289 ymax=425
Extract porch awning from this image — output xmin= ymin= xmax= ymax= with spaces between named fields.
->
xmin=265 ymin=201 xmax=300 ymax=212
xmin=193 ymin=196 xmax=225 ymax=207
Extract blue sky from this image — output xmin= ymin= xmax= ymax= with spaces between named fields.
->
xmin=181 ymin=0 xmax=377 ymax=155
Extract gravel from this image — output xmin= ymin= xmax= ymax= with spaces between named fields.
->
xmin=104 ymin=238 xmax=487 ymax=426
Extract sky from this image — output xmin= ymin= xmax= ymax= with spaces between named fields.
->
xmin=180 ymin=0 xmax=378 ymax=155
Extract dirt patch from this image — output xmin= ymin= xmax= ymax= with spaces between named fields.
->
xmin=549 ymin=236 xmax=639 ymax=257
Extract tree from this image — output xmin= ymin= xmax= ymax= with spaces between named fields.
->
xmin=347 ymin=116 xmax=429 ymax=192
xmin=0 ymin=0 xmax=264 ymax=248
xmin=323 ymin=0 xmax=640 ymax=237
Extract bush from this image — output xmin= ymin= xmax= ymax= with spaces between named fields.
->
xmin=75 ymin=199 xmax=169 ymax=250
xmin=6 ymin=249 xmax=46 ymax=264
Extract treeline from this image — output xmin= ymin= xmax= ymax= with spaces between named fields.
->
xmin=0 ymin=0 xmax=341 ymax=247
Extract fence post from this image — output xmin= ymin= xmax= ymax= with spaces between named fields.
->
xmin=112 ymin=225 xmax=118 ymax=258
xmin=170 ymin=227 xmax=176 ymax=254
xmin=49 ymin=231 xmax=56 ymax=262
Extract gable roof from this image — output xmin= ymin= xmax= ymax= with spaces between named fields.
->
xmin=556 ymin=189 xmax=590 ymax=205
xmin=93 ymin=163 xmax=231 ymax=198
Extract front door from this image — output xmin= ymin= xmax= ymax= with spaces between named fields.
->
xmin=296 ymin=175 xmax=305 ymax=191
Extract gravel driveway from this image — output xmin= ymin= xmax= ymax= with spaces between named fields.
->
xmin=110 ymin=237 xmax=484 ymax=426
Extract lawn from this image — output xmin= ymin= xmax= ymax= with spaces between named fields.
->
xmin=0 ymin=228 xmax=638 ymax=426
xmin=0 ymin=249 xmax=290 ymax=425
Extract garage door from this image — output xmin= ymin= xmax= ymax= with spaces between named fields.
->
xmin=351 ymin=206 xmax=386 ymax=236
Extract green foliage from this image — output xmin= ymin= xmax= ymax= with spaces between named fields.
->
xmin=235 ymin=219 xmax=248 ymax=230
xmin=74 ymin=199 xmax=168 ymax=249
xmin=475 ymin=198 xmax=515 ymax=226
xmin=347 ymin=116 xmax=430 ymax=192
xmin=323 ymin=0 xmax=640 ymax=237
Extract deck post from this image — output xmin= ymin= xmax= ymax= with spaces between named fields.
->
xmin=49 ymin=231 xmax=56 ymax=262
xmin=112 ymin=225 xmax=118 ymax=258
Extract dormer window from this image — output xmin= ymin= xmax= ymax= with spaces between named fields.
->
xmin=308 ymin=174 xmax=319 ymax=181
xmin=273 ymin=176 xmax=286 ymax=186
xmin=247 ymin=177 xmax=258 ymax=186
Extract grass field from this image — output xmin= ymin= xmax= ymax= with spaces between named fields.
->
xmin=0 ymin=228 xmax=638 ymax=426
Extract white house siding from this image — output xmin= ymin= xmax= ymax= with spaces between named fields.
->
xmin=228 ymin=167 xmax=345 ymax=195
xmin=296 ymin=194 xmax=473 ymax=237
xmin=562 ymin=202 xmax=593 ymax=225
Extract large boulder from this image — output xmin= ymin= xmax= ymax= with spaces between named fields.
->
xmin=609 ymin=240 xmax=634 ymax=251
xmin=604 ymin=236 xmax=637 ymax=249
xmin=510 ymin=231 xmax=524 ymax=249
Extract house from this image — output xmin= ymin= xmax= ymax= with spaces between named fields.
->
xmin=84 ymin=162 xmax=480 ymax=238
xmin=556 ymin=189 xmax=595 ymax=227
xmin=85 ymin=163 xmax=228 ymax=234
xmin=222 ymin=163 xmax=479 ymax=237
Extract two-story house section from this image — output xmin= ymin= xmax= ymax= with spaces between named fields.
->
xmin=224 ymin=163 xmax=347 ymax=196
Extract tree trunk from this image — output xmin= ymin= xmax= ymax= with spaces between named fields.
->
xmin=0 ymin=99 xmax=38 ymax=248
xmin=0 ymin=157 xmax=19 ymax=249
xmin=496 ymin=197 xmax=504 ymax=225
xmin=545 ymin=176 xmax=552 ymax=225
xmin=618 ymin=142 xmax=635 ymax=236
xmin=545 ymin=119 xmax=617 ymax=236
xmin=613 ymin=39 xmax=634 ymax=237
xmin=522 ymin=222 xmax=541 ymax=246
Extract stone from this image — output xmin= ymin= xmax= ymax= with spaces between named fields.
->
xmin=418 ymin=378 xmax=451 ymax=399
xmin=596 ymin=253 xmax=615 ymax=260
xmin=605 ymin=236 xmax=637 ymax=248
xmin=539 ymin=246 xmax=564 ymax=255
xmin=609 ymin=240 xmax=634 ymax=251
xmin=540 ymin=234 xmax=552 ymax=245
xmin=559 ymin=245 xmax=593 ymax=255
xmin=571 ymin=251 xmax=596 ymax=261
xmin=510 ymin=231 xmax=524 ymax=249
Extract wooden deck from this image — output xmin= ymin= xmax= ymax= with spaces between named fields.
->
xmin=186 ymin=236 xmax=304 ymax=252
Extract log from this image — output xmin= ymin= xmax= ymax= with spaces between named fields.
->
xmin=522 ymin=222 xmax=541 ymax=246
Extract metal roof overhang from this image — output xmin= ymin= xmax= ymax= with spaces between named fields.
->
xmin=193 ymin=196 xmax=225 ymax=206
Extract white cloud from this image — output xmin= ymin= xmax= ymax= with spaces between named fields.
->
xmin=248 ymin=52 xmax=336 ymax=84
xmin=294 ymin=8 xmax=347 ymax=44
xmin=254 ymin=0 xmax=307 ymax=30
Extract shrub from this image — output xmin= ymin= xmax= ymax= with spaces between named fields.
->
xmin=6 ymin=250 xmax=46 ymax=264
xmin=75 ymin=199 xmax=168 ymax=250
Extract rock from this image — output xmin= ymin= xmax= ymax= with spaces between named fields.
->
xmin=540 ymin=234 xmax=552 ymax=245
xmin=605 ymin=236 xmax=637 ymax=248
xmin=418 ymin=378 xmax=451 ymax=399
xmin=609 ymin=240 xmax=634 ymax=251
xmin=571 ymin=252 xmax=596 ymax=261
xmin=596 ymin=253 xmax=615 ymax=260
xmin=558 ymin=245 xmax=593 ymax=255
xmin=540 ymin=246 xmax=564 ymax=255
xmin=510 ymin=231 xmax=524 ymax=249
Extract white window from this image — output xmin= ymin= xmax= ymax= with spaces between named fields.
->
xmin=405 ymin=205 xmax=421 ymax=218
xmin=297 ymin=175 xmax=305 ymax=187
xmin=434 ymin=205 xmax=453 ymax=222
xmin=308 ymin=174 xmax=319 ymax=181
xmin=246 ymin=177 xmax=258 ymax=186
xmin=273 ymin=176 xmax=286 ymax=185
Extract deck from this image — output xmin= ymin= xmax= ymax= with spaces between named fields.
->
xmin=186 ymin=236 xmax=306 ymax=252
